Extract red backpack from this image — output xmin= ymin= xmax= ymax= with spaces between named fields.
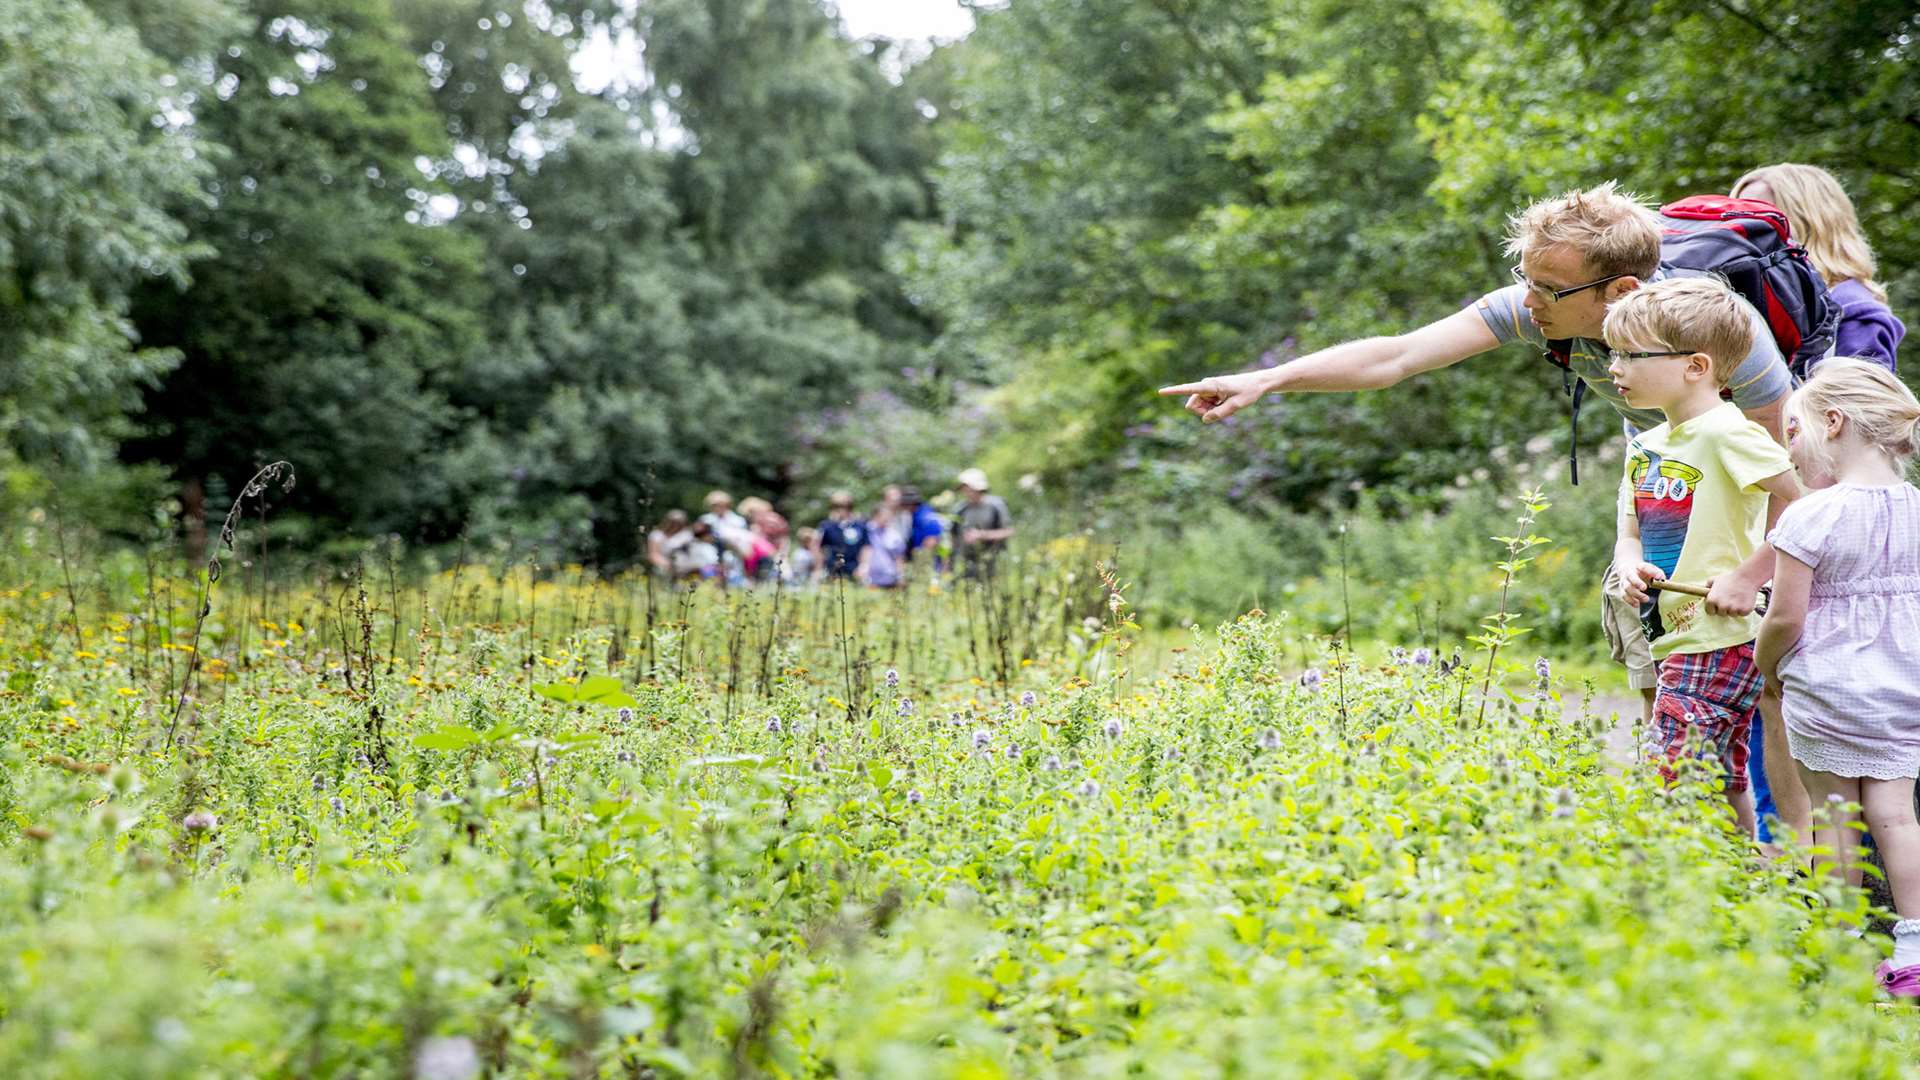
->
xmin=1546 ymin=195 xmax=1838 ymax=483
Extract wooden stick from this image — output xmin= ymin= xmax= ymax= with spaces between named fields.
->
xmin=1648 ymin=580 xmax=1710 ymax=598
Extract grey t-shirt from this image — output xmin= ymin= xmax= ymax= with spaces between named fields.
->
xmin=1474 ymin=274 xmax=1794 ymax=435
xmin=957 ymin=495 xmax=1011 ymax=560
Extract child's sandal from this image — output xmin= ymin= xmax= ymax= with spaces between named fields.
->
xmin=1875 ymin=960 xmax=1920 ymax=1000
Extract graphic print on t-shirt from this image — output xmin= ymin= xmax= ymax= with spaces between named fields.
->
xmin=1627 ymin=446 xmax=1702 ymax=641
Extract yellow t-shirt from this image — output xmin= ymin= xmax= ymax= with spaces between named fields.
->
xmin=1623 ymin=402 xmax=1791 ymax=659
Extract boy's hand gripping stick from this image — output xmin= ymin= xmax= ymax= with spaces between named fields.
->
xmin=1648 ymin=579 xmax=1772 ymax=616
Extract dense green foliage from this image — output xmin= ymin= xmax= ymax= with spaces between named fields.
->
xmin=0 ymin=536 xmax=1914 ymax=1075
xmin=8 ymin=1 xmax=1914 ymax=577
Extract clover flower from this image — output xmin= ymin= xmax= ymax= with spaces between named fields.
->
xmin=414 ymin=1036 xmax=481 ymax=1080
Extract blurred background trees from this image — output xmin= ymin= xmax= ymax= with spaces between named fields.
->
xmin=3 ymin=0 xmax=1916 ymax=608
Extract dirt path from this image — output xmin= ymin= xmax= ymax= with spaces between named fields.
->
xmin=1584 ymin=691 xmax=1646 ymax=767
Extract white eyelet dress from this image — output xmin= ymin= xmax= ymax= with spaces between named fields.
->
xmin=1769 ymin=482 xmax=1920 ymax=779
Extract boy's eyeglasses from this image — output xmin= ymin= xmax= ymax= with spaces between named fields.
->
xmin=1607 ymin=349 xmax=1695 ymax=364
xmin=1511 ymin=265 xmax=1630 ymax=303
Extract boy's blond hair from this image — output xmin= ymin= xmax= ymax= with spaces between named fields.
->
xmin=1602 ymin=277 xmax=1756 ymax=386
xmin=1504 ymin=181 xmax=1664 ymax=279
xmin=1731 ymin=163 xmax=1887 ymax=303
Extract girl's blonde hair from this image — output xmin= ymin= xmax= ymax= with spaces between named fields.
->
xmin=1789 ymin=357 xmax=1920 ymax=473
xmin=1730 ymin=163 xmax=1886 ymax=303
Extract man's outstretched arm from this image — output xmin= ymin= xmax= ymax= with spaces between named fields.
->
xmin=1158 ymin=304 xmax=1502 ymax=423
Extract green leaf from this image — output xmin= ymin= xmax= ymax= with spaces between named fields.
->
xmin=413 ymin=725 xmax=481 ymax=751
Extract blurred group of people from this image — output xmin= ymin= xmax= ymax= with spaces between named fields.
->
xmin=644 ymin=468 xmax=1014 ymax=588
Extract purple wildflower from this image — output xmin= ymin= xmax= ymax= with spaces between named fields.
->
xmin=1021 ymin=691 xmax=1037 ymax=707
xmin=972 ymin=729 xmax=991 ymax=750
xmin=884 ymin=668 xmax=899 ymax=688
xmin=1078 ymin=779 xmax=1100 ymax=798
xmin=1043 ymin=755 xmax=1063 ymax=772
xmin=1259 ymin=728 xmax=1282 ymax=751
xmin=617 ymin=706 xmax=635 ymax=724
xmin=329 ymin=796 xmax=345 ymax=814
xmin=1104 ymin=718 xmax=1124 ymax=739
xmin=1412 ymin=648 xmax=1432 ymax=666
xmin=1299 ymin=668 xmax=1323 ymax=691
xmin=766 ymin=717 xmax=783 ymax=734
xmin=907 ymin=788 xmax=923 ymax=805
xmin=898 ymin=698 xmax=914 ymax=717
xmin=1006 ymin=743 xmax=1021 ymax=760
xmin=182 ymin=810 xmax=218 ymax=833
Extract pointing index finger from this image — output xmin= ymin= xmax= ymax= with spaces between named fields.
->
xmin=1157 ymin=383 xmax=1208 ymax=396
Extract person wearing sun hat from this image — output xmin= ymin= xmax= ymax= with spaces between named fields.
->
xmin=955 ymin=468 xmax=1014 ymax=578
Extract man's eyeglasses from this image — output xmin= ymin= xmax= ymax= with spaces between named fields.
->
xmin=1606 ymin=349 xmax=1695 ymax=365
xmin=1511 ymin=265 xmax=1630 ymax=303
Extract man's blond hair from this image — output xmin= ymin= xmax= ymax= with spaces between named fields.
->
xmin=1504 ymin=181 xmax=1663 ymax=280
xmin=1602 ymin=277 xmax=1755 ymax=386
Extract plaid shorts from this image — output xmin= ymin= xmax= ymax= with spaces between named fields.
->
xmin=1647 ymin=642 xmax=1762 ymax=793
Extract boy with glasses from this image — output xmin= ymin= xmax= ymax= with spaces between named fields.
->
xmin=1604 ymin=278 xmax=1801 ymax=834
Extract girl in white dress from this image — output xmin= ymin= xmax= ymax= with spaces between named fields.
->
xmin=1756 ymin=358 xmax=1920 ymax=996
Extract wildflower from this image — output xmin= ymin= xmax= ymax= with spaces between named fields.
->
xmin=1078 ymin=779 xmax=1101 ymax=798
xmin=1103 ymin=717 xmax=1124 ymax=739
xmin=898 ymin=698 xmax=915 ymax=717
xmin=509 ymin=777 xmax=530 ymax=793
xmin=766 ymin=717 xmax=783 ymax=734
xmin=811 ymin=755 xmax=829 ymax=774
xmin=615 ymin=749 xmax=637 ymax=765
xmin=907 ymin=788 xmax=923 ymax=805
xmin=1298 ymin=668 xmax=1323 ymax=691
xmin=1412 ymin=648 xmax=1433 ymax=666
xmin=414 ymin=1035 xmax=481 ymax=1080
xmin=329 ymin=796 xmax=345 ymax=814
xmin=973 ymin=729 xmax=992 ymax=750
xmin=1163 ymin=747 xmax=1181 ymax=762
xmin=542 ymin=754 xmax=559 ymax=768
xmin=311 ymin=773 xmax=327 ymax=793
xmin=1006 ymin=743 xmax=1021 ymax=760
xmin=182 ymin=810 xmax=218 ymax=833
xmin=1020 ymin=691 xmax=1037 ymax=707
xmin=949 ymin=711 xmax=966 ymax=727
xmin=1258 ymin=728 xmax=1282 ymax=751
xmin=617 ymin=706 xmax=635 ymax=724
xmin=1043 ymin=755 xmax=1064 ymax=772
xmin=1534 ymin=657 xmax=1552 ymax=688
xmin=885 ymin=669 xmax=899 ymax=688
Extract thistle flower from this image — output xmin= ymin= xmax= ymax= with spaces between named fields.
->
xmin=1020 ymin=691 xmax=1037 ymax=707
xmin=414 ymin=1036 xmax=481 ymax=1080
xmin=1258 ymin=728 xmax=1282 ymax=751
xmin=907 ymin=788 xmax=923 ymax=805
xmin=1043 ymin=754 xmax=1064 ymax=772
xmin=1103 ymin=718 xmax=1124 ymax=740
xmin=182 ymin=810 xmax=218 ymax=833
xmin=973 ymin=729 xmax=991 ymax=750
xmin=1078 ymin=779 xmax=1100 ymax=798
xmin=766 ymin=717 xmax=783 ymax=734
xmin=885 ymin=668 xmax=900 ymax=688
xmin=1298 ymin=668 xmax=1323 ymax=691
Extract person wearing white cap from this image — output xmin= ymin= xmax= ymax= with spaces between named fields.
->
xmin=955 ymin=468 xmax=1014 ymax=577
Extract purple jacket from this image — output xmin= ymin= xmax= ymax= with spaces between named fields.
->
xmin=1831 ymin=279 xmax=1905 ymax=371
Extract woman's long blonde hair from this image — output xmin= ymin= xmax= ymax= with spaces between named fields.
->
xmin=1731 ymin=163 xmax=1886 ymax=303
